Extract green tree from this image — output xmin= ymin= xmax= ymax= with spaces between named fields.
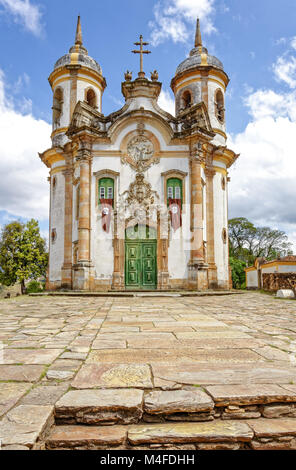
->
xmin=229 ymin=217 xmax=292 ymax=266
xmin=229 ymin=256 xmax=246 ymax=289
xmin=0 ymin=219 xmax=48 ymax=294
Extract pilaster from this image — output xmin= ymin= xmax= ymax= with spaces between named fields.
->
xmin=188 ymin=142 xmax=208 ymax=290
xmin=73 ymin=138 xmax=94 ymax=290
xmin=61 ymin=149 xmax=74 ymax=289
xmin=205 ymin=165 xmax=218 ymax=288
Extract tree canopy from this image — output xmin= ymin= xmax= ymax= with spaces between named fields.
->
xmin=0 ymin=219 xmax=48 ymax=293
xmin=229 ymin=217 xmax=293 ymax=266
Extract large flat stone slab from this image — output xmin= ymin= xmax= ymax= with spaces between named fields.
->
xmin=127 ymin=338 xmax=264 ymax=350
xmin=72 ymin=363 xmax=153 ymax=389
xmin=55 ymin=389 xmax=143 ymax=425
xmin=205 ymin=384 xmax=296 ymax=406
xmin=0 ymin=382 xmax=31 ymax=416
xmin=247 ymin=418 xmax=296 ymax=437
xmin=0 ymin=365 xmax=44 ymax=382
xmin=128 ymin=421 xmax=253 ymax=445
xmin=46 ymin=425 xmax=126 ymax=449
xmin=86 ymin=348 xmax=263 ymax=364
xmin=152 ymin=363 xmax=296 ymax=386
xmin=92 ymin=339 xmax=127 ymax=350
xmin=3 ymin=348 xmax=63 ymax=364
xmin=0 ymin=405 xmax=54 ymax=448
xmin=175 ymin=331 xmax=252 ymax=339
xmin=144 ymin=390 xmax=214 ymax=415
xmin=20 ymin=384 xmax=69 ymax=405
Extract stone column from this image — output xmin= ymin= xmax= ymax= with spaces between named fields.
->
xmin=112 ymin=212 xmax=125 ymax=290
xmin=78 ymin=152 xmax=91 ymax=263
xmin=61 ymin=156 xmax=73 ymax=289
xmin=188 ymin=145 xmax=208 ymax=290
xmin=73 ymin=141 xmax=94 ymax=290
xmin=157 ymin=210 xmax=170 ymax=290
xmin=68 ymin=66 xmax=79 ymax=119
xmin=205 ymin=166 xmax=218 ymax=288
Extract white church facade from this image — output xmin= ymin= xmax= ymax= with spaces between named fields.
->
xmin=40 ymin=17 xmax=238 ymax=291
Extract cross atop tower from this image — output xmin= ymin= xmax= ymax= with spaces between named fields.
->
xmin=132 ymin=35 xmax=151 ymax=78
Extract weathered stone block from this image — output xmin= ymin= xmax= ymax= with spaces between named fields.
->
xmin=0 ymin=405 xmax=54 ymax=448
xmin=72 ymin=363 xmax=153 ymax=389
xmin=128 ymin=421 xmax=254 ymax=445
xmin=144 ymin=390 xmax=214 ymax=415
xmin=46 ymin=425 xmax=126 ymax=449
xmin=262 ymin=404 xmax=296 ymax=418
xmin=206 ymin=384 xmax=296 ymax=406
xmin=55 ymin=388 xmax=144 ymax=424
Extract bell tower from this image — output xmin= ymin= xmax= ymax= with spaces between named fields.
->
xmin=171 ymin=18 xmax=229 ymax=146
xmin=48 ymin=16 xmax=106 ymax=148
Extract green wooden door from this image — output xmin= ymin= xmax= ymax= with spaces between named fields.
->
xmin=125 ymin=240 xmax=157 ymax=289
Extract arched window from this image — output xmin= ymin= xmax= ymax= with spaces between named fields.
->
xmin=182 ymin=90 xmax=192 ymax=109
xmin=52 ymin=88 xmax=63 ymax=127
xmin=85 ymin=88 xmax=97 ymax=108
xmin=215 ymin=89 xmax=225 ymax=123
xmin=167 ymin=177 xmax=182 ymax=206
xmin=98 ymin=177 xmax=114 ymax=207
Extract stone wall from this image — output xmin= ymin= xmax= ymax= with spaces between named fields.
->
xmin=262 ymin=272 xmax=296 ymax=292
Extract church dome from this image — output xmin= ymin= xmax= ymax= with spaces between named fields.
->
xmin=176 ymin=46 xmax=223 ymax=75
xmin=175 ymin=19 xmax=223 ymax=76
xmin=54 ymin=51 xmax=102 ymax=75
xmin=53 ymin=16 xmax=103 ymax=76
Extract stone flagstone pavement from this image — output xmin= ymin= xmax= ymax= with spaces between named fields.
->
xmin=0 ymin=292 xmax=296 ymax=449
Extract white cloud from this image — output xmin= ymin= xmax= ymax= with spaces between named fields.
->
xmin=291 ymin=36 xmax=296 ymax=50
xmin=244 ymin=88 xmax=296 ymax=121
xmin=228 ymin=87 xmax=296 ymax=252
xmin=0 ymin=70 xmax=51 ymax=221
xmin=158 ymin=89 xmax=175 ymax=115
xmin=0 ymin=0 xmax=43 ymax=36
xmin=273 ymin=54 xmax=296 ymax=89
xmin=149 ymin=0 xmax=216 ymax=46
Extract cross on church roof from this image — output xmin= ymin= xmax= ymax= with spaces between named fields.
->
xmin=132 ymin=35 xmax=151 ymax=78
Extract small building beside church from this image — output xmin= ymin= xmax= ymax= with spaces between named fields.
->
xmin=40 ymin=17 xmax=238 ymax=291
xmin=245 ymin=256 xmax=296 ymax=290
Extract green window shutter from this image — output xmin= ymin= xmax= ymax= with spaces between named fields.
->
xmin=167 ymin=178 xmax=182 ymax=206
xmin=98 ymin=178 xmax=114 ymax=206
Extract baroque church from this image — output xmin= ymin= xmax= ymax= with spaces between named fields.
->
xmin=40 ymin=17 xmax=238 ymax=291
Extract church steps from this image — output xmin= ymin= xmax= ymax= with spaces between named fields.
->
xmin=45 ymin=418 xmax=296 ymax=450
xmin=53 ymin=386 xmax=296 ymax=427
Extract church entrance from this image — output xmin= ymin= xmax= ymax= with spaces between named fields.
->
xmin=125 ymin=225 xmax=157 ymax=290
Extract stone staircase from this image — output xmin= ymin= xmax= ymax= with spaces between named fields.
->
xmin=43 ymin=385 xmax=296 ymax=450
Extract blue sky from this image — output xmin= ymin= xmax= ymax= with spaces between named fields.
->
xmin=0 ymin=0 xmax=296 ymax=251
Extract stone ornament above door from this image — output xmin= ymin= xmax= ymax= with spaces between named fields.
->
xmin=121 ymin=124 xmax=160 ymax=171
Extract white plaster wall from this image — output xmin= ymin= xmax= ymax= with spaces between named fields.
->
xmin=261 ymin=266 xmax=277 ymax=274
xmin=49 ymin=172 xmax=65 ymax=281
xmin=247 ymin=270 xmax=258 ymax=288
xmin=278 ymin=264 xmax=296 ymax=273
xmin=148 ymin=158 xmax=191 ymax=280
xmin=91 ymin=157 xmax=120 ymax=279
xmin=90 ymin=152 xmax=191 ymax=281
xmin=201 ymin=168 xmax=207 ymax=242
xmin=72 ymin=185 xmax=79 ymax=245
xmin=213 ymin=172 xmax=228 ymax=284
